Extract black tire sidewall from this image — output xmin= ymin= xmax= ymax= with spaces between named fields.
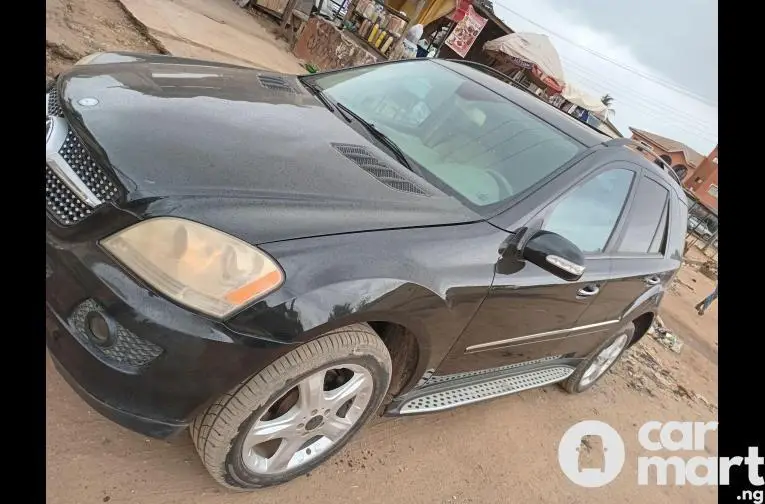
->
xmin=566 ymin=322 xmax=635 ymax=394
xmin=224 ymin=353 xmax=390 ymax=489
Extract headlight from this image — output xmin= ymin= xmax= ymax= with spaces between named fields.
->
xmin=101 ymin=218 xmax=284 ymax=318
xmin=74 ymin=53 xmax=104 ymax=66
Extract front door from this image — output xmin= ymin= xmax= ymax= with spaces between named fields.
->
xmin=437 ymin=163 xmax=639 ymax=375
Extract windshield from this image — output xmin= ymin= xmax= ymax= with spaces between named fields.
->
xmin=311 ymin=61 xmax=584 ymax=212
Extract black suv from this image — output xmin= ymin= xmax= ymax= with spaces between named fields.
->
xmin=46 ymin=53 xmax=688 ymax=490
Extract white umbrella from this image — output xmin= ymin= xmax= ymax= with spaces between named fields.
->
xmin=484 ymin=32 xmax=566 ymax=92
xmin=561 ymin=82 xmax=609 ymax=118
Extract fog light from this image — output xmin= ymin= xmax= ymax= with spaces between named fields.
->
xmin=84 ymin=311 xmax=114 ymax=347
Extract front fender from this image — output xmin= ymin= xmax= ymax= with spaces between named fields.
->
xmin=227 ymin=277 xmax=488 ymax=388
xmin=226 ymin=224 xmax=502 ymax=390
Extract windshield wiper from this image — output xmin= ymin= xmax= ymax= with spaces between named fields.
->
xmin=334 ymin=102 xmax=415 ymax=173
xmin=301 ymin=80 xmax=335 ymax=112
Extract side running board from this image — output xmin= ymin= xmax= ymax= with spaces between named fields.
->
xmin=397 ymin=366 xmax=574 ymax=415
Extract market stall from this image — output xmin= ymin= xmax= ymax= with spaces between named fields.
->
xmin=341 ymin=0 xmax=412 ymax=59
xmin=558 ymin=82 xmax=608 ymax=118
xmin=483 ymin=32 xmax=566 ymax=95
xmin=293 ymin=0 xmax=428 ymax=70
xmin=292 ymin=16 xmax=384 ymax=70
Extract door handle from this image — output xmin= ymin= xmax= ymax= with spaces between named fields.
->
xmin=644 ymin=275 xmax=661 ymax=286
xmin=577 ymin=284 xmax=600 ymax=297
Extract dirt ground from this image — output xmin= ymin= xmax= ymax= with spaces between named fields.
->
xmin=45 ymin=3 xmax=718 ymax=501
xmin=46 ymin=0 xmax=160 ymax=76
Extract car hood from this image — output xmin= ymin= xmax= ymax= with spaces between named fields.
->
xmin=56 ymin=58 xmax=479 ymax=244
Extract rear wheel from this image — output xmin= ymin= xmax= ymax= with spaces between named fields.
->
xmin=191 ymin=323 xmax=392 ymax=490
xmin=561 ymin=322 xmax=634 ymax=394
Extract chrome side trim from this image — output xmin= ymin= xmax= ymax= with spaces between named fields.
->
xmin=465 ymin=319 xmax=620 ymax=354
xmin=46 ymin=152 xmax=103 ymax=207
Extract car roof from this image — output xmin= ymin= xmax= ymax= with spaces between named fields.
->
xmin=432 ymin=59 xmax=612 ymax=148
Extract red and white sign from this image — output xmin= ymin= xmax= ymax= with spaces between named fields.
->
xmin=444 ymin=5 xmax=488 ymax=58
xmin=449 ymin=0 xmax=471 ymax=22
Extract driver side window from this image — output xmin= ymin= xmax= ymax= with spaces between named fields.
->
xmin=543 ymin=168 xmax=635 ymax=254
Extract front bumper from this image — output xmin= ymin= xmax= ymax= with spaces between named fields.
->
xmin=45 ymin=212 xmax=290 ymax=439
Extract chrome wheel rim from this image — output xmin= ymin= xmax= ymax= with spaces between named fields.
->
xmin=241 ymin=364 xmax=374 ymax=475
xmin=580 ymin=334 xmax=629 ymax=388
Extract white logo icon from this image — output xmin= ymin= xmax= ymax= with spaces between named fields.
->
xmin=78 ymin=97 xmax=99 ymax=107
xmin=558 ymin=420 xmax=626 ymax=488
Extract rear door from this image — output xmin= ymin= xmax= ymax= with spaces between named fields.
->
xmin=581 ymin=170 xmax=681 ymax=328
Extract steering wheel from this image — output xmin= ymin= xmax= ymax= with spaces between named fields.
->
xmin=486 ymin=169 xmax=514 ymax=200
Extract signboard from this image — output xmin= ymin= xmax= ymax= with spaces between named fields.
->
xmin=449 ymin=0 xmax=471 ymax=22
xmin=444 ymin=5 xmax=488 ymax=58
xmin=508 ymin=56 xmax=533 ymax=69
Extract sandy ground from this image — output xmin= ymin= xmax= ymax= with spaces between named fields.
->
xmin=45 ymin=2 xmax=718 ymax=501
xmin=46 ymin=0 xmax=304 ymax=77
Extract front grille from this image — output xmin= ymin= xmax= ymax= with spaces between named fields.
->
xmin=46 ymin=89 xmax=121 ymax=226
xmin=69 ymin=299 xmax=164 ymax=370
xmin=45 ymin=166 xmax=93 ymax=225
xmin=47 ymin=87 xmax=64 ymax=117
xmin=59 ymin=129 xmax=119 ymax=202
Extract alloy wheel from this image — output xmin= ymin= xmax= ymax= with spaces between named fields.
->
xmin=240 ymin=364 xmax=374 ymax=475
xmin=579 ymin=333 xmax=629 ymax=388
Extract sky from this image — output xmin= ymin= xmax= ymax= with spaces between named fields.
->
xmin=489 ymin=0 xmax=718 ymax=155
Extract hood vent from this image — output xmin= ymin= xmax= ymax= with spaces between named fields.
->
xmin=332 ymin=143 xmax=428 ymax=196
xmin=257 ymin=75 xmax=296 ymax=93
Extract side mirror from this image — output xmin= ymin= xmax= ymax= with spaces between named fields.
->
xmin=523 ymin=230 xmax=586 ymax=281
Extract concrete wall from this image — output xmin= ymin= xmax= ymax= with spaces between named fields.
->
xmin=293 ymin=17 xmax=381 ymax=71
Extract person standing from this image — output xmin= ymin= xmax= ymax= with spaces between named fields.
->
xmin=694 ymin=281 xmax=718 ymax=315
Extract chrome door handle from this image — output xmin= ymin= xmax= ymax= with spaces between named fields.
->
xmin=577 ymin=285 xmax=600 ymax=297
xmin=644 ymin=276 xmax=661 ymax=286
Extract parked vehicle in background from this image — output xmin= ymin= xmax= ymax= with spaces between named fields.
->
xmin=46 ymin=53 xmax=688 ymax=490
xmin=688 ymin=215 xmax=714 ymax=239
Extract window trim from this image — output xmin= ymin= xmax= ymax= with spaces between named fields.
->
xmin=648 ymin=202 xmax=670 ymax=255
xmin=611 ymin=171 xmax=673 ymax=259
xmin=708 ymin=183 xmax=718 ymax=199
xmin=533 ymin=161 xmax=640 ymax=258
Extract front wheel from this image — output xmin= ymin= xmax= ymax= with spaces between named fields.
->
xmin=560 ymin=322 xmax=634 ymax=394
xmin=191 ymin=323 xmax=392 ymax=490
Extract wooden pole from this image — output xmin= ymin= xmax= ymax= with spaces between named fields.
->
xmin=280 ymin=0 xmax=299 ymax=28
xmin=405 ymin=0 xmax=429 ymax=31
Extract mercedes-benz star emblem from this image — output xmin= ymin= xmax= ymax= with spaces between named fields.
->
xmin=78 ymin=97 xmax=99 ymax=107
xmin=46 ymin=116 xmax=53 ymax=143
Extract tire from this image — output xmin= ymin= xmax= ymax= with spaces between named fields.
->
xmin=560 ymin=322 xmax=634 ymax=394
xmin=191 ymin=323 xmax=392 ymax=490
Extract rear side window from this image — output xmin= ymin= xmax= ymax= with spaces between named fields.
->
xmin=618 ymin=177 xmax=670 ymax=254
